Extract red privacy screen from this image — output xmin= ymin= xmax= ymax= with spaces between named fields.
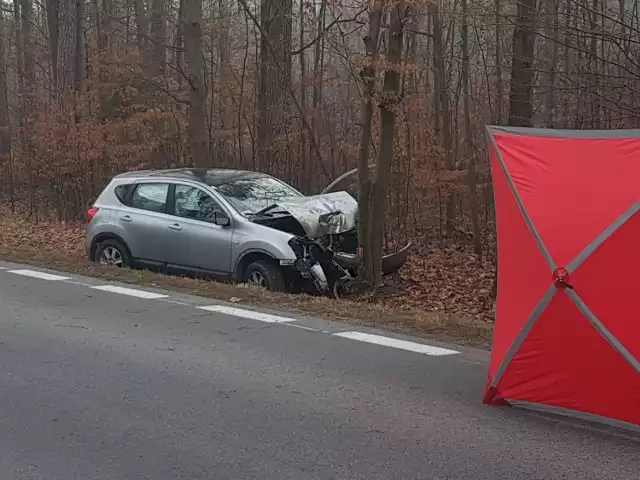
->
xmin=484 ymin=126 xmax=640 ymax=432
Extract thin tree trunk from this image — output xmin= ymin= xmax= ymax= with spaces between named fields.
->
xmin=298 ymin=0 xmax=308 ymax=188
xmin=174 ymin=0 xmax=184 ymax=86
xmin=508 ymin=0 xmax=537 ymax=126
xmin=184 ymin=0 xmax=208 ymax=166
xmin=369 ymin=0 xmax=406 ymax=288
xmin=45 ymin=0 xmax=60 ymax=100
xmin=133 ymin=0 xmax=149 ymax=50
xmin=543 ymin=0 xmax=557 ymax=126
xmin=217 ymin=0 xmax=230 ymax=163
xmin=431 ymin=1 xmax=454 ymax=240
xmin=462 ymin=0 xmax=481 ymax=256
xmin=357 ymin=0 xmax=383 ymax=285
xmin=494 ymin=0 xmax=502 ymax=123
xmin=75 ymin=0 xmax=86 ymax=94
xmin=150 ymin=0 xmax=166 ymax=76
xmin=0 ymin=26 xmax=13 ymax=212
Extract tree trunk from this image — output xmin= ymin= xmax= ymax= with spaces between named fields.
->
xmin=311 ymin=0 xmax=326 ymax=149
xmin=298 ymin=0 xmax=307 ymax=187
xmin=543 ymin=0 xmax=557 ymax=126
xmin=150 ymin=0 xmax=166 ymax=76
xmin=257 ymin=0 xmax=293 ymax=171
xmin=174 ymin=0 xmax=184 ymax=85
xmin=508 ymin=0 xmax=537 ymax=126
xmin=45 ymin=0 xmax=60 ymax=100
xmin=462 ymin=0 xmax=481 ymax=256
xmin=184 ymin=0 xmax=208 ymax=166
xmin=430 ymin=1 xmax=455 ymax=241
xmin=20 ymin=0 xmax=35 ymax=91
xmin=217 ymin=0 xmax=230 ymax=164
xmin=0 ymin=26 xmax=13 ymax=212
xmin=494 ymin=0 xmax=502 ymax=123
xmin=357 ymin=0 xmax=383 ymax=285
xmin=369 ymin=0 xmax=406 ymax=288
xmin=75 ymin=0 xmax=86 ymax=94
xmin=133 ymin=0 xmax=149 ymax=50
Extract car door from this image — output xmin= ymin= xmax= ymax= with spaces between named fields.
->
xmin=165 ymin=183 xmax=234 ymax=277
xmin=114 ymin=182 xmax=172 ymax=266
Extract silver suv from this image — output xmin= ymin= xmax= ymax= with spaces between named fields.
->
xmin=86 ymin=168 xmax=409 ymax=295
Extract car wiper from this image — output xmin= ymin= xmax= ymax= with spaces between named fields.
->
xmin=250 ymin=204 xmax=278 ymax=217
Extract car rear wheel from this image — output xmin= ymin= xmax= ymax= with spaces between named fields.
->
xmin=244 ymin=260 xmax=285 ymax=292
xmin=95 ymin=239 xmax=131 ymax=268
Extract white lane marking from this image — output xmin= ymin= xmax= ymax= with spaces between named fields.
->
xmin=333 ymin=331 xmax=459 ymax=356
xmin=198 ymin=305 xmax=296 ymax=323
xmin=9 ymin=269 xmax=70 ymax=281
xmin=0 ymin=266 xmax=7 ymax=269
xmin=91 ymin=285 xmax=169 ymax=299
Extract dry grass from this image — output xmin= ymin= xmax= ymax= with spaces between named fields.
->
xmin=0 ymin=213 xmax=494 ymax=348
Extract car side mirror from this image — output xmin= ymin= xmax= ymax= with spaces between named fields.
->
xmin=214 ymin=212 xmax=231 ymax=227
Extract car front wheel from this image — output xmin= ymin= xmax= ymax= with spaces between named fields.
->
xmin=244 ymin=260 xmax=285 ymax=292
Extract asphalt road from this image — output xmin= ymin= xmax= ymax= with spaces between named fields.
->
xmin=0 ymin=261 xmax=638 ymax=480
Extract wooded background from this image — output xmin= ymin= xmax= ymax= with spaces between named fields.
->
xmin=0 ymin=0 xmax=638 ymax=310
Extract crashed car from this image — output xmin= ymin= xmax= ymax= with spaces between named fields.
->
xmin=85 ymin=168 xmax=410 ymax=296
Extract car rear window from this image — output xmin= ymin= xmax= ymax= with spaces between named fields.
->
xmin=114 ymin=184 xmax=134 ymax=205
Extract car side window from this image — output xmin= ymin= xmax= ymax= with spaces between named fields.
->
xmin=174 ymin=185 xmax=225 ymax=222
xmin=130 ymin=183 xmax=169 ymax=213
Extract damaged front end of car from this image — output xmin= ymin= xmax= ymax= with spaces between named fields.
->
xmin=250 ymin=190 xmax=412 ymax=296
xmin=251 ymin=191 xmax=361 ymax=297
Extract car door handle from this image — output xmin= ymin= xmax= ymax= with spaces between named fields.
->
xmin=120 ymin=215 xmax=132 ymax=222
xmin=168 ymin=223 xmax=182 ymax=231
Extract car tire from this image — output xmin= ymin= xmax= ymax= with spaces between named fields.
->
xmin=95 ymin=239 xmax=131 ymax=269
xmin=244 ymin=259 xmax=286 ymax=292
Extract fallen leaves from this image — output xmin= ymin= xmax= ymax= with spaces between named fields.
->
xmin=378 ymin=247 xmax=496 ymax=323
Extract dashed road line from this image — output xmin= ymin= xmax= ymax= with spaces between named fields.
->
xmin=1 ymin=267 xmax=464 ymax=358
xmin=91 ymin=284 xmax=169 ymax=299
xmin=9 ymin=269 xmax=71 ymax=281
xmin=198 ymin=305 xmax=297 ymax=323
xmin=333 ymin=331 xmax=459 ymax=356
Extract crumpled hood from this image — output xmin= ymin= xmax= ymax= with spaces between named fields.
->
xmin=274 ymin=191 xmax=358 ymax=238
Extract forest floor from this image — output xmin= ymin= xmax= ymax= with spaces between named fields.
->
xmin=0 ymin=212 xmax=496 ymax=348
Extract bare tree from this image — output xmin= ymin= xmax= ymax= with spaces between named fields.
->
xmin=257 ymin=0 xmax=292 ymax=170
xmin=369 ymin=0 xmax=407 ymax=288
xmin=184 ymin=0 xmax=208 ymax=166
xmin=357 ymin=0 xmax=383 ymax=284
xmin=509 ymin=0 xmax=537 ymax=126
xmin=462 ymin=0 xmax=481 ymax=256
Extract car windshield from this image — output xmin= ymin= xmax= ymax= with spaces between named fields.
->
xmin=215 ymin=176 xmax=303 ymax=215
